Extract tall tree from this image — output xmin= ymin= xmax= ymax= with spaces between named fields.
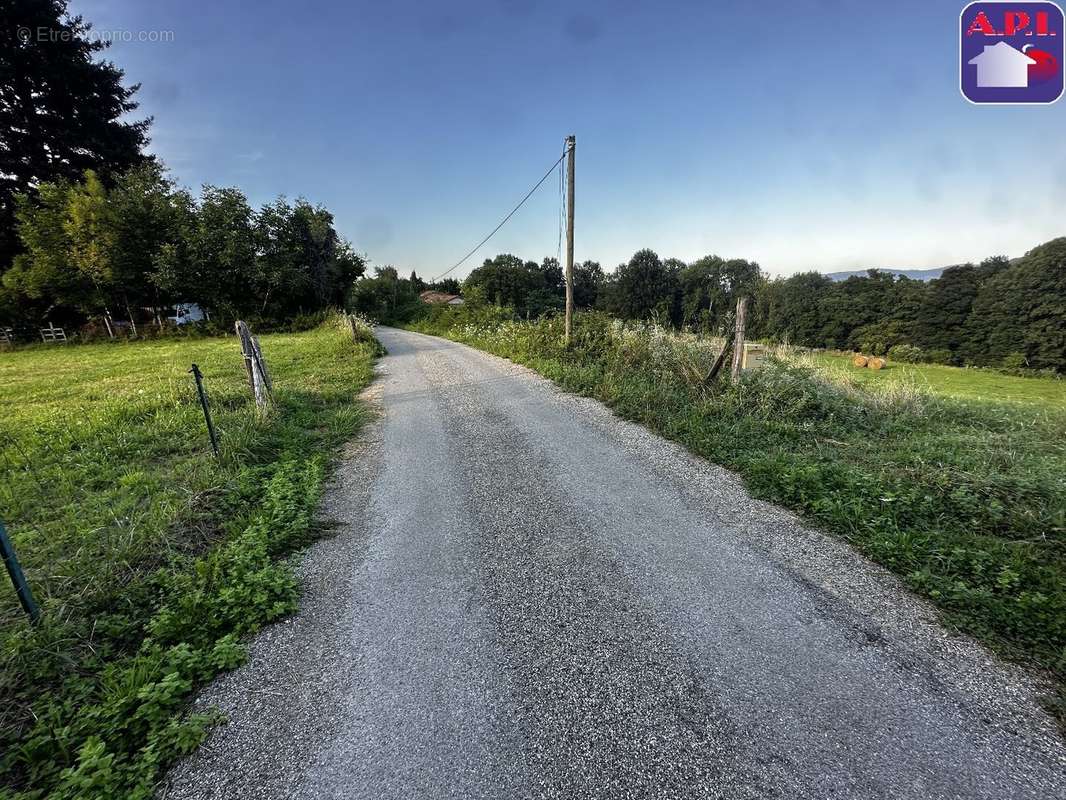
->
xmin=680 ymin=255 xmax=725 ymax=328
xmin=2 ymin=178 xmax=85 ymax=315
xmin=108 ymin=164 xmax=187 ymax=329
xmin=611 ymin=249 xmax=675 ymax=321
xmin=63 ymin=170 xmax=117 ymax=334
xmin=964 ymin=242 xmax=1066 ymax=369
xmin=152 ymin=186 xmax=257 ymax=321
xmin=912 ymin=264 xmax=981 ymax=355
xmin=761 ymin=272 xmax=834 ymax=346
xmin=573 ymin=260 xmax=603 ymax=309
xmin=0 ymin=0 xmax=150 ymax=275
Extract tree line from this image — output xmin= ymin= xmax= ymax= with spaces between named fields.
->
xmin=1 ymin=165 xmax=364 ymax=336
xmin=366 ymin=242 xmax=1065 ymax=373
xmin=758 ymin=240 xmax=1065 ymax=371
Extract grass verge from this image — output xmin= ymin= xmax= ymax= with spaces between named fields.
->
xmin=0 ymin=314 xmax=381 ymax=799
xmin=408 ymin=307 xmax=1066 ymax=727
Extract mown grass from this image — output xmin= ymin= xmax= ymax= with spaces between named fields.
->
xmin=409 ymin=307 xmax=1066 ymax=726
xmin=0 ymin=315 xmax=380 ymax=799
xmin=811 ymin=352 xmax=1065 ymax=409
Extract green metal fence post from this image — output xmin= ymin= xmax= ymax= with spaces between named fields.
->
xmin=0 ymin=520 xmax=40 ymax=623
xmin=189 ymin=363 xmax=220 ymax=457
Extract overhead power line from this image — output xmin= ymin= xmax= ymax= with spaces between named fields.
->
xmin=430 ymin=149 xmax=569 ymax=283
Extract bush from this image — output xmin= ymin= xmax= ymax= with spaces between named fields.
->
xmin=849 ymin=320 xmax=908 ymax=356
xmin=924 ymin=348 xmax=955 ymax=365
xmin=1001 ymin=352 xmax=1028 ymax=370
xmin=888 ymin=343 xmax=924 ymax=363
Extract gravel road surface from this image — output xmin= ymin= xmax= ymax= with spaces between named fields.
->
xmin=162 ymin=326 xmax=1066 ymax=799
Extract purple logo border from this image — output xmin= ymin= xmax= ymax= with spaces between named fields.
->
xmin=959 ymin=0 xmax=1066 ymax=105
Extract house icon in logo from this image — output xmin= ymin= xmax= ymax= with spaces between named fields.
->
xmin=968 ymin=41 xmax=1037 ymax=88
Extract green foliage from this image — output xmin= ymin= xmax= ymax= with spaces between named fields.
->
xmin=1001 ymin=352 xmax=1028 ymax=370
xmin=348 ymin=266 xmax=426 ymax=324
xmin=5 ymin=169 xmax=365 ymax=333
xmin=609 ymin=249 xmax=676 ymax=322
xmin=460 ymin=255 xmax=562 ymax=318
xmin=887 ymin=343 xmax=924 ymax=363
xmin=912 ymin=264 xmax=982 ymax=352
xmin=849 ymin=319 xmax=908 ymax=356
xmin=925 ymin=347 xmax=954 ymax=365
xmin=0 ymin=318 xmax=379 ymax=798
xmin=410 ymin=308 xmax=1066 ymax=725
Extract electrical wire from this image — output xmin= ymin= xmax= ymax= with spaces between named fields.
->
xmin=430 ymin=149 xmax=568 ymax=283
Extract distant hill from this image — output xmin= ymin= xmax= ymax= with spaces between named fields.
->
xmin=824 ymin=267 xmax=951 ymax=282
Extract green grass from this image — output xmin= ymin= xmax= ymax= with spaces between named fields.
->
xmin=410 ymin=307 xmax=1066 ymax=727
xmin=811 ymin=352 xmax=1065 ymax=409
xmin=0 ymin=315 xmax=380 ymax=799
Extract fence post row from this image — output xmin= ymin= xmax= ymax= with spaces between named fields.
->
xmin=234 ymin=320 xmax=272 ymax=410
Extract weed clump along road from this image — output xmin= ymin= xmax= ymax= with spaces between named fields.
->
xmin=0 ymin=316 xmax=378 ymax=799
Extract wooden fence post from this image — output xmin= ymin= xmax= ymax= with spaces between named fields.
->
xmin=235 ymin=320 xmax=272 ymax=410
xmin=730 ymin=296 xmax=749 ymax=384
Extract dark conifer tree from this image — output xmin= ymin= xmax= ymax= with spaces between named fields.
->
xmin=0 ymin=0 xmax=150 ymax=273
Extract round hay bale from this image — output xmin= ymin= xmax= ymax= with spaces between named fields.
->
xmin=852 ymin=355 xmax=869 ymax=368
xmin=868 ymin=357 xmax=885 ymax=370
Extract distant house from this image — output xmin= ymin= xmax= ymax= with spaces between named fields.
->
xmin=968 ymin=42 xmax=1036 ymax=88
xmin=419 ymin=290 xmax=464 ymax=306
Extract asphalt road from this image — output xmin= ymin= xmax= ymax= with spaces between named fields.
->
xmin=163 ymin=326 xmax=1066 ymax=800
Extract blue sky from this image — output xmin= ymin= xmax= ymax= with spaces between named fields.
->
xmin=76 ymin=0 xmax=1066 ymax=278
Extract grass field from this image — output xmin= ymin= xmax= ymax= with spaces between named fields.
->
xmin=812 ymin=352 xmax=1065 ymax=409
xmin=410 ymin=307 xmax=1066 ymax=729
xmin=0 ymin=317 xmax=378 ymax=799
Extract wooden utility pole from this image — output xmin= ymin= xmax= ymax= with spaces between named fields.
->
xmin=730 ymin=296 xmax=749 ymax=384
xmin=564 ymin=135 xmax=576 ymax=345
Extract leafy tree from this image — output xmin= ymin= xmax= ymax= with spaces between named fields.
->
xmin=290 ymin=200 xmax=339 ymax=308
xmin=5 ymin=167 xmax=361 ymax=332
xmin=108 ymin=164 xmax=187 ymax=329
xmin=761 ymin=272 xmax=834 ymax=346
xmin=849 ymin=319 xmax=908 ymax=356
xmin=964 ymin=241 xmax=1066 ymax=370
xmin=253 ymin=197 xmax=306 ymax=315
xmin=152 ymin=186 xmax=257 ymax=320
xmin=463 ymin=254 xmax=565 ymax=317
xmin=3 ymin=179 xmax=85 ymax=315
xmin=63 ymin=170 xmax=118 ymax=334
xmin=464 ymin=254 xmax=527 ymax=309
xmin=912 ymin=264 xmax=980 ymax=353
xmin=573 ymin=260 xmax=603 ymax=309
xmin=331 ymin=239 xmax=367 ymax=304
xmin=349 ymin=265 xmax=422 ymax=322
xmin=611 ymin=249 xmax=675 ymax=321
xmin=253 ymin=198 xmax=352 ymax=316
xmin=679 ymin=255 xmax=725 ymax=328
xmin=0 ymin=0 xmax=150 ymax=274
xmin=679 ymin=256 xmax=762 ymax=332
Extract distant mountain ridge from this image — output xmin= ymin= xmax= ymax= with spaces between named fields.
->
xmin=824 ymin=266 xmax=954 ymax=282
